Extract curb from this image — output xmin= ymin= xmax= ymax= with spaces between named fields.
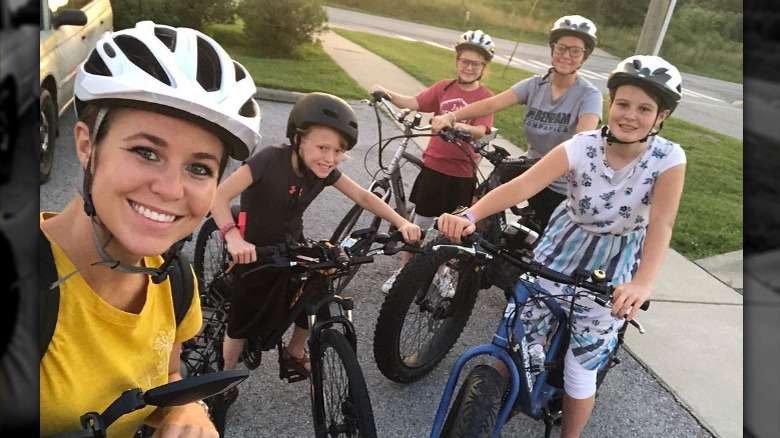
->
xmin=254 ymin=87 xmax=303 ymax=104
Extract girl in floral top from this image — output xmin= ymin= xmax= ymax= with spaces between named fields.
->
xmin=435 ymin=55 xmax=686 ymax=437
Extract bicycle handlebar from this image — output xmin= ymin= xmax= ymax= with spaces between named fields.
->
xmin=370 ymin=91 xmax=432 ymax=132
xmin=431 ymin=229 xmax=650 ymax=314
xmin=243 ymin=229 xmax=425 ymax=278
xmin=45 ymin=370 xmax=248 ymax=438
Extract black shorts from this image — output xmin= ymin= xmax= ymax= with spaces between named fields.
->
xmin=409 ymin=167 xmax=477 ymax=217
xmin=227 ymin=264 xmax=298 ymax=339
xmin=227 ymin=264 xmax=330 ymax=343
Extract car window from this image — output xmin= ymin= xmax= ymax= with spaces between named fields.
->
xmin=49 ymin=0 xmax=93 ymax=13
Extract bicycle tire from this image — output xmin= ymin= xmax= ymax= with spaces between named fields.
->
xmin=329 ymin=204 xmax=382 ymax=294
xmin=311 ymin=329 xmax=377 ymax=438
xmin=440 ymin=365 xmax=505 ymax=438
xmin=180 ymin=320 xmax=228 ymax=436
xmin=374 ymin=236 xmax=480 ymax=383
xmin=193 ymin=217 xmax=234 ymax=305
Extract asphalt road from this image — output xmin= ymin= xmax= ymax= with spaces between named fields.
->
xmin=326 ymin=7 xmax=744 ymax=141
xmin=40 ymin=100 xmax=714 ymax=437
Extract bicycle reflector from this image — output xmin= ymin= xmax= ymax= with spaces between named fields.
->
xmin=501 ymin=221 xmax=539 ymax=252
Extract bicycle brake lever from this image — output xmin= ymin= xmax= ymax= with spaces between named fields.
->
xmin=629 ymin=319 xmax=646 ymax=334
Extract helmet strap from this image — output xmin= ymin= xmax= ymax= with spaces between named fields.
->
xmin=292 ymin=137 xmax=321 ymax=182
xmin=601 ymin=125 xmax=656 ymax=145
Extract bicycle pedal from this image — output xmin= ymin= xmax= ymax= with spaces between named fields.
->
xmin=279 ymin=367 xmax=308 ymax=383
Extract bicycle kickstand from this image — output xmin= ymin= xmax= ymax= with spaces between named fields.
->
xmin=277 ymin=343 xmax=308 ymax=383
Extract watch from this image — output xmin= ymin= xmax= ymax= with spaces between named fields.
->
xmin=452 ymin=206 xmax=476 ymax=224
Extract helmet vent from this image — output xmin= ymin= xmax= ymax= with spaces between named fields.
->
xmin=233 ymin=62 xmax=246 ymax=82
xmin=153 ymin=27 xmax=177 ymax=52
xmin=84 ymin=46 xmax=112 ymax=76
xmin=196 ymin=36 xmax=222 ymax=92
xmin=114 ymin=35 xmax=171 ymax=86
xmin=239 ymin=99 xmax=257 ymax=117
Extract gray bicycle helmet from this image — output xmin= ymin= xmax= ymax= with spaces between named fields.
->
xmin=286 ymin=92 xmax=359 ymax=150
xmin=607 ymin=55 xmax=683 ymax=114
xmin=549 ymin=15 xmax=597 ymax=56
xmin=455 ymin=30 xmax=495 ymax=62
xmin=75 ymin=21 xmax=261 ymax=160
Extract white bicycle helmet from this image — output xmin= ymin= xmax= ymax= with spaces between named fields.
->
xmin=75 ymin=21 xmax=261 ymax=160
xmin=549 ymin=15 xmax=597 ymax=55
xmin=607 ymin=55 xmax=683 ymax=113
xmin=455 ymin=30 xmax=495 ymax=61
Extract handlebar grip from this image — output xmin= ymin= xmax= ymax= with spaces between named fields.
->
xmin=255 ymin=245 xmax=279 ymax=257
xmin=371 ymin=90 xmax=390 ymax=103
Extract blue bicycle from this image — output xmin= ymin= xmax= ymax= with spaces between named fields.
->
xmin=429 ymin=224 xmax=648 ymax=438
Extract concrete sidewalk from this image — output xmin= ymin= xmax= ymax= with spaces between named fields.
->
xmin=316 ymin=30 xmax=743 ymax=438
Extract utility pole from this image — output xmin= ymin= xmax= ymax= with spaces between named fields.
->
xmin=635 ymin=0 xmax=677 ymax=55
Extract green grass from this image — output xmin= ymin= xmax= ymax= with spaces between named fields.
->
xmin=205 ymin=23 xmax=742 ymax=260
xmin=206 ymin=22 xmax=365 ymax=98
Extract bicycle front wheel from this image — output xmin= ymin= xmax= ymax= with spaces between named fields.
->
xmin=374 ymin=236 xmax=481 ymax=383
xmin=194 ymin=217 xmax=234 ymax=305
xmin=329 ymin=204 xmax=383 ymax=294
xmin=439 ymin=365 xmax=505 ymax=438
xmin=311 ymin=329 xmax=377 ymax=438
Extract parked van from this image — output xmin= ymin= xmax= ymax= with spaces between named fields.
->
xmin=39 ymin=0 xmax=112 ymax=182
xmin=0 ymin=0 xmax=38 ymax=182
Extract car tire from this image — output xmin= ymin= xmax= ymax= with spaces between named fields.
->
xmin=39 ymin=89 xmax=57 ymax=184
xmin=0 ymin=87 xmax=18 ymax=184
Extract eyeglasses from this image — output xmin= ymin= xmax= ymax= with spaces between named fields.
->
xmin=551 ymin=43 xmax=586 ymax=58
xmin=457 ymin=58 xmax=486 ymax=69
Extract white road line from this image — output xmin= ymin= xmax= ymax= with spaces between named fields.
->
xmin=683 ymin=89 xmax=723 ymax=102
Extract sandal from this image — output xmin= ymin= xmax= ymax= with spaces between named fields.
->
xmin=281 ymin=345 xmax=311 ymax=378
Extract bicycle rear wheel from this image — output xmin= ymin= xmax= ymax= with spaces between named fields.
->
xmin=194 ymin=217 xmax=234 ymax=305
xmin=374 ymin=236 xmax=481 ymax=383
xmin=180 ymin=305 xmax=229 ymax=436
xmin=311 ymin=329 xmax=377 ymax=438
xmin=440 ymin=365 xmax=505 ymax=438
xmin=329 ymin=204 xmax=383 ymax=294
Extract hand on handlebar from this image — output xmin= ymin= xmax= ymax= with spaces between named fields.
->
xmin=149 ymin=402 xmax=218 ymax=438
xmin=225 ymin=233 xmax=257 ymax=265
xmin=436 ymin=213 xmax=476 ymax=244
xmin=430 ymin=113 xmax=454 ymax=134
xmin=369 ymin=85 xmax=391 ymax=103
xmin=610 ymin=281 xmax=652 ymax=321
xmin=396 ymin=221 xmax=422 ymax=244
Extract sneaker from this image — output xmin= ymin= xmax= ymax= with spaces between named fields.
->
xmin=382 ymin=269 xmax=402 ymax=294
xmin=434 ymin=266 xmax=456 ymax=298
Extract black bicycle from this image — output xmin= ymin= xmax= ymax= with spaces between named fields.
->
xmin=374 ymin=128 xmax=544 ymax=383
xmin=190 ymin=217 xmax=422 ymax=437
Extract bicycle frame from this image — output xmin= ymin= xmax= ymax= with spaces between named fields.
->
xmin=430 ymin=276 xmax=570 ymax=438
xmin=367 ymin=95 xmax=429 ymax=224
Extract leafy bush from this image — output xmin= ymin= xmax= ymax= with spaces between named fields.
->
xmin=111 ymin=0 xmax=237 ymax=31
xmin=239 ymin=0 xmax=328 ymax=58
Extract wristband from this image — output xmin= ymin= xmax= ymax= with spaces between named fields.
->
xmin=196 ymin=399 xmax=209 ymax=415
xmin=452 ymin=206 xmax=476 ymax=224
xmin=447 ymin=112 xmax=457 ymax=124
xmin=219 ymin=222 xmax=237 ymax=240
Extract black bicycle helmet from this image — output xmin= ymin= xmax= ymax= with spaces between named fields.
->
xmin=286 ymin=92 xmax=359 ymax=150
xmin=607 ymin=55 xmax=683 ymax=114
xmin=549 ymin=15 xmax=598 ymax=56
